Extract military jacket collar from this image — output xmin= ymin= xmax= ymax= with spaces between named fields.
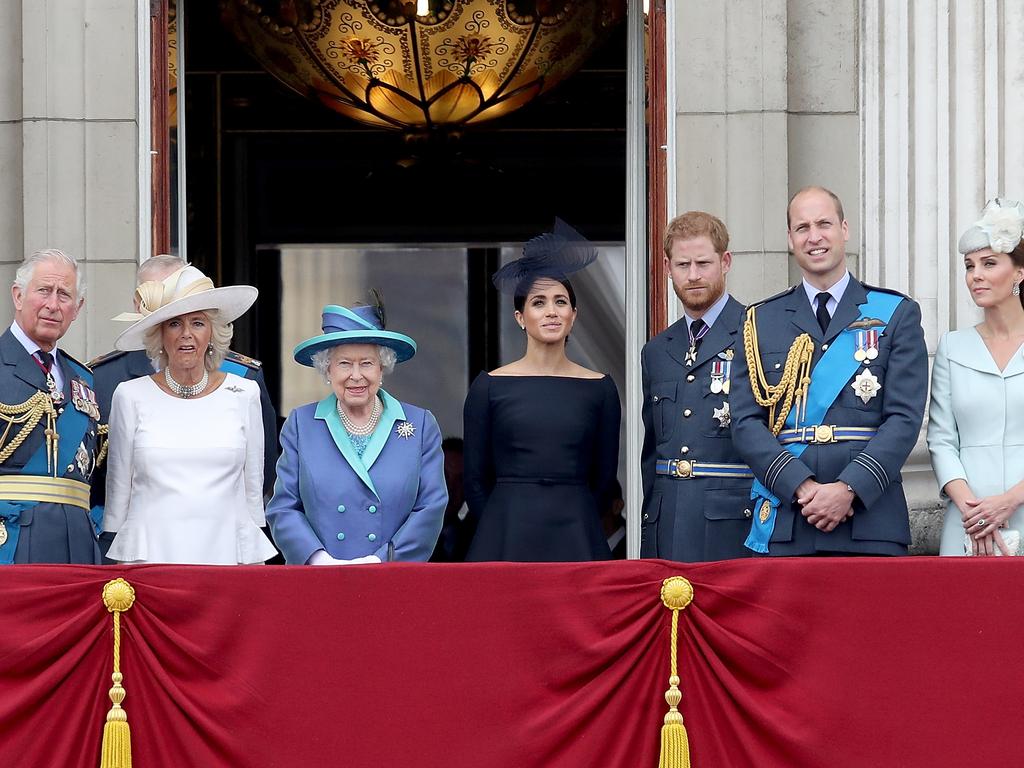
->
xmin=785 ymin=278 xmax=868 ymax=342
xmin=665 ymin=295 xmax=744 ymax=369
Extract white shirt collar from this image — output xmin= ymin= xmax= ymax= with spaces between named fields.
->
xmin=684 ymin=291 xmax=731 ymax=331
xmin=802 ymin=271 xmax=851 ymax=313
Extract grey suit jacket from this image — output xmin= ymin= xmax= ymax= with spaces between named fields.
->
xmin=730 ymin=279 xmax=928 ymax=555
xmin=640 ymin=295 xmax=754 ymax=561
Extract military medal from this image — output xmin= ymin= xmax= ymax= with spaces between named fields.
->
xmin=854 ymin=331 xmax=868 ymax=362
xmin=852 ymin=368 xmax=881 ymax=403
xmin=45 ymin=373 xmax=63 ymax=404
xmin=0 ymin=519 xmax=7 ymax=547
xmin=758 ymin=499 xmax=772 ymax=524
xmin=71 ymin=380 xmax=99 ymax=420
xmin=685 ymin=320 xmax=711 ymax=366
xmin=710 ymin=361 xmax=725 ymax=394
xmin=865 ymin=329 xmax=879 ymax=360
xmin=713 ymin=402 xmax=731 ymax=429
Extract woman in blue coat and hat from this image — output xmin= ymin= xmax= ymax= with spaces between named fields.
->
xmin=266 ymin=298 xmax=447 ymax=564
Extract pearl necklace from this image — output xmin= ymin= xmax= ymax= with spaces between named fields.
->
xmin=337 ymin=396 xmax=382 ymax=436
xmin=164 ymin=367 xmax=209 ymax=399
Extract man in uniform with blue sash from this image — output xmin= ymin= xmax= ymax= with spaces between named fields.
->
xmin=0 ymin=249 xmax=101 ymax=563
xmin=89 ymin=255 xmax=279 ymax=520
xmin=730 ymin=187 xmax=928 ymax=556
xmin=641 ymin=211 xmax=754 ymax=561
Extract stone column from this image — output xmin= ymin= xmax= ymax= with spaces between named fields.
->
xmin=0 ymin=0 xmax=144 ymax=360
xmin=862 ymin=0 xmax=1024 ymax=550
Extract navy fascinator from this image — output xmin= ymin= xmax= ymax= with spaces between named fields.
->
xmin=491 ymin=218 xmax=598 ymax=294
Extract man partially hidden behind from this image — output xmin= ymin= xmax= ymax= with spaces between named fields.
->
xmin=0 ymin=249 xmax=101 ymax=563
xmin=89 ymin=255 xmax=279 ymax=519
xmin=640 ymin=211 xmax=754 ymax=561
xmin=730 ymin=186 xmax=928 ymax=556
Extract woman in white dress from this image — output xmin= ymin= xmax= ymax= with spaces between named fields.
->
xmin=928 ymin=198 xmax=1024 ymax=556
xmin=102 ymin=265 xmax=276 ymax=564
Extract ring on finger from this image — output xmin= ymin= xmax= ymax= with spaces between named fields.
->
xmin=977 ymin=519 xmax=987 ymax=527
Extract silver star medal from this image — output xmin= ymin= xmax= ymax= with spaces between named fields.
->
xmin=395 ymin=421 xmax=416 ymax=439
xmin=75 ymin=442 xmax=91 ymax=477
xmin=713 ymin=402 xmax=731 ymax=429
xmin=852 ymin=368 xmax=881 ymax=404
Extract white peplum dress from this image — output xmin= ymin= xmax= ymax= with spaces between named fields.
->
xmin=104 ymin=372 xmax=277 ymax=564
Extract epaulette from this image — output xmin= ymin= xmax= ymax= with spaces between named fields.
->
xmin=860 ymin=282 xmax=911 ymax=299
xmin=87 ymin=349 xmax=127 ymax=369
xmin=746 ymin=285 xmax=797 ymax=310
xmin=63 ymin=349 xmax=95 ymax=374
xmin=224 ymin=350 xmax=263 ymax=370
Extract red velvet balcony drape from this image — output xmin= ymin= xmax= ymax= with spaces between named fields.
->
xmin=0 ymin=559 xmax=1020 ymax=767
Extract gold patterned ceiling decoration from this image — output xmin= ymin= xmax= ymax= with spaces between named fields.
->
xmin=220 ymin=0 xmax=625 ymax=131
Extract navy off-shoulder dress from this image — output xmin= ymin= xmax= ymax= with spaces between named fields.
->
xmin=463 ymin=372 xmax=621 ymax=562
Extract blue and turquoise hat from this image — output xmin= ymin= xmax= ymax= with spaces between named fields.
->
xmin=293 ymin=304 xmax=417 ymax=367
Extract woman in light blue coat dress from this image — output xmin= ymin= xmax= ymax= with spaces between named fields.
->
xmin=928 ymin=198 xmax=1024 ymax=556
xmin=266 ymin=301 xmax=446 ymax=564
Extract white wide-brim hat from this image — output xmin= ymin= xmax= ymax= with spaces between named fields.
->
xmin=113 ymin=265 xmax=258 ymax=351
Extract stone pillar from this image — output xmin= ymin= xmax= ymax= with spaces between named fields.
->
xmin=0 ymin=0 xmax=144 ymax=360
xmin=862 ymin=0 xmax=1024 ymax=551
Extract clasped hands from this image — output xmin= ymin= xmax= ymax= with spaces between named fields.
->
xmin=307 ymin=549 xmax=382 ymax=566
xmin=961 ymin=492 xmax=1018 ymax=557
xmin=796 ymin=479 xmax=855 ymax=532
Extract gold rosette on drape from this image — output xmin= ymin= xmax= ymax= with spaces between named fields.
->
xmin=658 ymin=576 xmax=694 ymax=768
xmin=100 ymin=578 xmax=136 ymax=768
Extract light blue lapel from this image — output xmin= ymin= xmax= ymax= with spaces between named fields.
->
xmin=315 ymin=395 xmax=379 ymax=499
xmin=361 ymin=389 xmax=406 ymax=472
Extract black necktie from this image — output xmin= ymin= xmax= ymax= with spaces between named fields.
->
xmin=689 ymin=319 xmax=707 ymax=350
xmin=815 ymin=292 xmax=832 ymax=333
xmin=35 ymin=350 xmax=53 ymax=373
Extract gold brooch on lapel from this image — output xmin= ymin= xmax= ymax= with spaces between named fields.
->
xmin=395 ymin=421 xmax=416 ymax=439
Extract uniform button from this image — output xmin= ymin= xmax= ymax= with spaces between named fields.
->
xmin=683 ymin=409 xmax=692 ymax=417
xmin=743 ymin=508 xmax=753 ymax=519
xmin=653 ymin=396 xmax=660 ymax=403
xmin=368 ymin=505 xmax=377 ymax=514
xmin=643 ymin=513 xmax=649 ymax=520
xmin=368 ymin=533 xmax=377 ymax=542
xmin=336 ymin=532 xmax=346 ymax=541
xmin=686 ymin=374 xmax=695 ymax=382
xmin=822 ymin=343 xmax=829 ymax=351
xmin=774 ymin=362 xmax=781 ymax=369
xmin=680 ymin=446 xmax=689 ymax=454
xmin=337 ymin=505 xmax=346 ymax=513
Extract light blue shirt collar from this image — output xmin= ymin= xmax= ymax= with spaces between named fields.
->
xmin=684 ymin=291 xmax=730 ymax=331
xmin=9 ymin=321 xmax=65 ymax=391
xmin=802 ymin=271 xmax=851 ymax=317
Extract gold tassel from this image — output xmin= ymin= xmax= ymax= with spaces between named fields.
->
xmin=100 ymin=578 xmax=136 ymax=768
xmin=659 ymin=577 xmax=694 ymax=768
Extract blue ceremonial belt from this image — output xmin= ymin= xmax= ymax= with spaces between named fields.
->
xmin=654 ymin=459 xmax=753 ymax=479
xmin=778 ymin=426 xmax=878 ymax=445
xmin=0 ymin=375 xmax=92 ymax=564
xmin=745 ymin=291 xmax=903 ymax=553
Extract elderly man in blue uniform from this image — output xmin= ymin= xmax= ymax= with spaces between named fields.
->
xmin=0 ymin=249 xmax=101 ymax=563
xmin=641 ymin=211 xmax=754 ymax=561
xmin=89 ymin=255 xmax=278 ymax=513
xmin=731 ymin=186 xmax=928 ymax=556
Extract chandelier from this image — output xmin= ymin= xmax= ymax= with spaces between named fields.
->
xmin=220 ymin=0 xmax=625 ymax=131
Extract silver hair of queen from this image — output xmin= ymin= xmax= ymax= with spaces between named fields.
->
xmin=311 ymin=345 xmax=397 ymax=381
xmin=13 ymin=248 xmax=86 ymax=300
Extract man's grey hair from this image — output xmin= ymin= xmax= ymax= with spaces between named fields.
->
xmin=13 ymin=249 xmax=85 ymax=300
xmin=137 ymin=254 xmax=188 ymax=285
xmin=311 ymin=344 xmax=397 ymax=381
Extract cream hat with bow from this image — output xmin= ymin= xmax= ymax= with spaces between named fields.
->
xmin=113 ymin=265 xmax=258 ymax=351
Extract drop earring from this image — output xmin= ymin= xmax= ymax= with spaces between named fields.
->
xmin=1014 ymin=281 xmax=1021 ymax=297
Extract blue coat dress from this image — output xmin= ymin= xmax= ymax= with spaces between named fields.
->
xmin=266 ymin=389 xmax=447 ymax=564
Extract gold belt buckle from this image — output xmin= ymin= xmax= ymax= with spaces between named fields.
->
xmin=673 ymin=460 xmax=693 ymax=479
xmin=812 ymin=424 xmax=837 ymax=444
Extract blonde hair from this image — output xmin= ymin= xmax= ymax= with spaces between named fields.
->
xmin=144 ymin=310 xmax=233 ymax=372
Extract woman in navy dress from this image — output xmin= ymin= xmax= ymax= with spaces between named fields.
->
xmin=464 ymin=220 xmax=621 ymax=562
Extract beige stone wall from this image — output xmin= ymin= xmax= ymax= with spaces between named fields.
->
xmin=0 ymin=0 xmax=142 ymax=362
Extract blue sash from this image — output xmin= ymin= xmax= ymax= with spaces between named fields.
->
xmin=744 ymin=291 xmax=903 ymax=553
xmin=0 ymin=362 xmax=93 ymax=563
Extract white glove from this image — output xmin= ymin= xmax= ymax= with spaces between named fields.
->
xmin=307 ymin=550 xmax=381 ymax=566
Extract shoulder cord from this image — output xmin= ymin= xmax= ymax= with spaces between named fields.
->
xmin=742 ymin=306 xmax=815 ymax=435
